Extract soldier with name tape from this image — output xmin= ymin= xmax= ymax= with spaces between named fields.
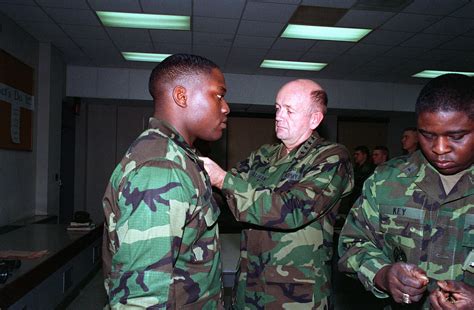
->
xmin=338 ymin=74 xmax=474 ymax=309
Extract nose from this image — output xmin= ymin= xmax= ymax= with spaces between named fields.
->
xmin=432 ymin=136 xmax=451 ymax=155
xmin=221 ymin=99 xmax=230 ymax=115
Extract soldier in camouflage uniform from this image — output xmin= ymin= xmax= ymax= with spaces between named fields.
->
xmin=338 ymin=74 xmax=474 ymax=309
xmin=102 ymin=54 xmax=230 ymax=309
xmin=201 ymin=79 xmax=354 ymax=309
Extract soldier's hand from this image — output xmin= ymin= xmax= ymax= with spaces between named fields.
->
xmin=199 ymin=156 xmax=226 ymax=189
xmin=374 ymin=262 xmax=429 ymax=304
xmin=429 ymin=280 xmax=474 ymax=310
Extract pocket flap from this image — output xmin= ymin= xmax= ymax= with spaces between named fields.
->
xmin=263 ymin=265 xmax=315 ymax=284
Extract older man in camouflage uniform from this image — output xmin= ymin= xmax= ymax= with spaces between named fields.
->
xmin=338 ymin=74 xmax=474 ymax=309
xmin=201 ymin=79 xmax=354 ymax=309
xmin=102 ymin=54 xmax=230 ymax=309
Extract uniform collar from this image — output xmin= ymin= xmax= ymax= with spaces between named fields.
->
xmin=148 ymin=117 xmax=200 ymax=162
xmin=400 ymin=150 xmax=474 ymax=202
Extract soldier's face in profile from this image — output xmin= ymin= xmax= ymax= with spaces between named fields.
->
xmin=418 ymin=111 xmax=474 ymax=175
xmin=186 ymin=68 xmax=230 ymax=142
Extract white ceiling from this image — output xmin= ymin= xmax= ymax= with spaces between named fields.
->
xmin=1 ymin=0 xmax=474 ymax=85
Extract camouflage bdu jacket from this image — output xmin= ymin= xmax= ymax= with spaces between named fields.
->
xmin=102 ymin=118 xmax=223 ymax=309
xmin=221 ymin=133 xmax=353 ymax=309
xmin=338 ymin=150 xmax=474 ymax=308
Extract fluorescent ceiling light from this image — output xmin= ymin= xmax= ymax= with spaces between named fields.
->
xmin=281 ymin=24 xmax=371 ymax=42
xmin=97 ymin=11 xmax=190 ymax=30
xmin=261 ymin=59 xmax=327 ymax=71
xmin=413 ymin=70 xmax=474 ymax=78
xmin=122 ymin=52 xmax=171 ymax=62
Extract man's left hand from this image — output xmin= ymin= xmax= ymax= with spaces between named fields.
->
xmin=429 ymin=280 xmax=474 ymax=310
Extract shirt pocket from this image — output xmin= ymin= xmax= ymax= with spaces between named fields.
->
xmin=379 ymin=205 xmax=425 ymax=263
xmin=462 ymin=214 xmax=474 ymax=286
xmin=263 ymin=265 xmax=316 ymax=306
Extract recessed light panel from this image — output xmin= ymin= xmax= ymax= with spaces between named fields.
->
xmin=281 ymin=24 xmax=371 ymax=42
xmin=261 ymin=59 xmax=327 ymax=71
xmin=97 ymin=11 xmax=190 ymax=30
xmin=122 ymin=52 xmax=171 ymax=62
xmin=413 ymin=70 xmax=474 ymax=78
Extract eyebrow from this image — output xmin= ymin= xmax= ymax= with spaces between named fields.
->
xmin=419 ymin=128 xmax=469 ymax=135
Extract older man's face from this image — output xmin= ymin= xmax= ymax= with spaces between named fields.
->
xmin=418 ymin=111 xmax=474 ymax=175
xmin=275 ymin=82 xmax=321 ymax=148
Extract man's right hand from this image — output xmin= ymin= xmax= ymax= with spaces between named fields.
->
xmin=374 ymin=262 xmax=429 ymax=304
xmin=199 ymin=156 xmax=226 ymax=189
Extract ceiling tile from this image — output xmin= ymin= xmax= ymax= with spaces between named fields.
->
xmin=61 ymin=25 xmax=108 ymax=40
xmin=51 ymin=36 xmax=79 ymax=49
xmin=300 ymin=51 xmax=339 ymax=62
xmin=115 ymin=41 xmax=155 ymax=53
xmin=345 ymin=44 xmax=392 ymax=57
xmin=242 ymin=2 xmax=297 ymax=22
xmin=361 ymin=30 xmax=414 ymax=46
xmin=301 ymin=0 xmax=356 ymax=9
xmin=450 ymin=2 xmax=474 ymax=18
xmin=380 ymin=13 xmax=441 ymax=32
xmin=403 ymin=0 xmax=467 ymax=15
xmin=384 ymin=46 xmax=429 ymax=58
xmin=140 ymin=0 xmax=192 ymax=15
xmin=0 ymin=0 xmax=36 ymax=4
xmin=423 ymin=17 xmax=474 ymax=36
xmin=192 ymin=45 xmax=230 ymax=67
xmin=0 ymin=4 xmax=52 ymax=22
xmin=237 ymin=20 xmax=285 ymax=37
xmin=107 ymin=28 xmax=151 ymax=43
xmin=150 ymin=30 xmax=192 ymax=44
xmin=194 ymin=0 xmax=246 ymax=19
xmin=272 ymin=38 xmax=314 ymax=51
xmin=400 ymin=33 xmax=454 ymax=48
xmin=156 ymin=43 xmax=192 ymax=54
xmin=88 ymin=0 xmax=141 ymax=13
xmin=193 ymin=17 xmax=239 ymax=34
xmin=44 ymin=7 xmax=100 ymax=25
xmin=193 ymin=32 xmax=234 ymax=47
xmin=438 ymin=36 xmax=474 ymax=51
xmin=265 ymin=49 xmax=306 ymax=60
xmin=36 ymin=0 xmax=89 ymax=9
xmin=309 ymin=41 xmax=354 ymax=55
xmin=17 ymin=21 xmax=65 ymax=40
xmin=233 ymin=35 xmax=275 ymax=49
xmin=336 ymin=10 xmax=394 ymax=28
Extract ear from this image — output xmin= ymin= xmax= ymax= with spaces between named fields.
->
xmin=172 ymin=85 xmax=187 ymax=108
xmin=309 ymin=111 xmax=324 ymax=130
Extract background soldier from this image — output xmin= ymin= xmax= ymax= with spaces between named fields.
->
xmin=338 ymin=74 xmax=474 ymax=309
xmin=201 ymin=79 xmax=353 ymax=309
xmin=102 ymin=54 xmax=229 ymax=308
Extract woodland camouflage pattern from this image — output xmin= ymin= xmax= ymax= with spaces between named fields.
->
xmin=338 ymin=150 xmax=474 ymax=309
xmin=102 ymin=118 xmax=223 ymax=309
xmin=222 ymin=133 xmax=353 ymax=309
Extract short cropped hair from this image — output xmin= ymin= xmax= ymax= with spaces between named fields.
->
xmin=311 ymin=90 xmax=328 ymax=115
xmin=354 ymin=145 xmax=370 ymax=156
xmin=415 ymin=74 xmax=474 ymax=120
xmin=149 ymin=53 xmax=219 ymax=99
xmin=403 ymin=127 xmax=417 ymax=133
xmin=374 ymin=145 xmax=389 ymax=159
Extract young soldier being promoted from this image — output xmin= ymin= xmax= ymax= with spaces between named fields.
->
xmin=338 ymin=74 xmax=474 ymax=309
xmin=102 ymin=54 xmax=230 ymax=309
xmin=201 ymin=79 xmax=354 ymax=309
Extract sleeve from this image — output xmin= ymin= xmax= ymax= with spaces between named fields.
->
xmin=105 ymin=159 xmax=197 ymax=307
xmin=222 ymin=146 xmax=354 ymax=230
xmin=337 ymin=172 xmax=392 ymax=298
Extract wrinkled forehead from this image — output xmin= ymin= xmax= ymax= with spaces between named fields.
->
xmin=276 ymin=82 xmax=320 ymax=107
